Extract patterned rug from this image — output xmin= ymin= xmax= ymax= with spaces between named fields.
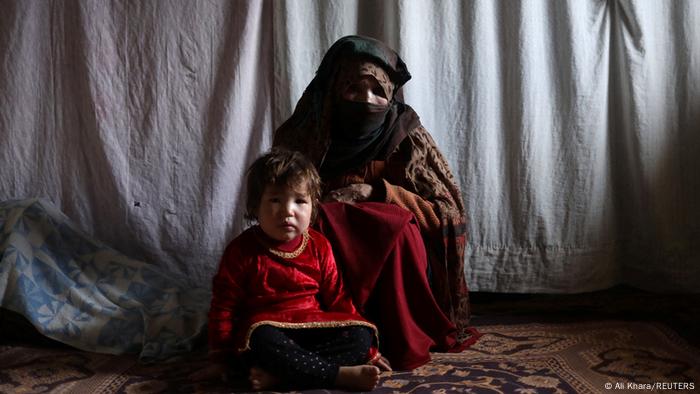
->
xmin=1 ymin=320 xmax=698 ymax=393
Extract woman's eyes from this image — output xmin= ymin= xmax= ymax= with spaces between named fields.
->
xmin=347 ymin=82 xmax=384 ymax=98
xmin=296 ymin=199 xmax=309 ymax=204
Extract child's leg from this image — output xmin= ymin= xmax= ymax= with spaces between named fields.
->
xmin=296 ymin=326 xmax=381 ymax=391
xmin=296 ymin=326 xmax=374 ymax=366
xmin=247 ymin=325 xmax=338 ymax=389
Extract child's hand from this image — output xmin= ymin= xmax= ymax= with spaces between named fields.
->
xmin=188 ymin=363 xmax=228 ymax=382
xmin=373 ymin=355 xmax=392 ymax=371
xmin=369 ymin=352 xmax=392 ymax=371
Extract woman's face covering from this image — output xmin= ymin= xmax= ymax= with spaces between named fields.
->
xmin=331 ymin=59 xmax=395 ymax=136
xmin=334 ymin=60 xmax=395 ymax=106
xmin=340 ymin=75 xmax=389 ymax=106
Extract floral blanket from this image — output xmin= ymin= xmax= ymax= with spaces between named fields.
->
xmin=0 ymin=198 xmax=208 ymax=361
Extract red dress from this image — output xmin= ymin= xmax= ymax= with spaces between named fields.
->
xmin=317 ymin=202 xmax=468 ymax=370
xmin=208 ymin=226 xmax=377 ymax=360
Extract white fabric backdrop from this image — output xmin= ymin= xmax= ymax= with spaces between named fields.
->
xmin=1 ymin=0 xmax=698 ymax=293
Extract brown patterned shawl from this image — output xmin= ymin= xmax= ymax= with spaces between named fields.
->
xmin=273 ymin=35 xmax=470 ymax=331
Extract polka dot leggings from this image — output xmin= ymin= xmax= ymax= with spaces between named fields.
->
xmin=247 ymin=325 xmax=373 ymax=389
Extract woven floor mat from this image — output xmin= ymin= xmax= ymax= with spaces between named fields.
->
xmin=1 ymin=320 xmax=698 ymax=393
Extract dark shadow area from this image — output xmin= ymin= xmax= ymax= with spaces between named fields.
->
xmin=470 ymin=285 xmax=700 ymax=347
xmin=0 ymin=308 xmax=68 ymax=348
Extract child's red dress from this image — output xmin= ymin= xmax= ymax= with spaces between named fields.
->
xmin=208 ymin=226 xmax=377 ymax=361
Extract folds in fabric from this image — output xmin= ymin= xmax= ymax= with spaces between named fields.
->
xmin=316 ymin=201 xmax=463 ymax=370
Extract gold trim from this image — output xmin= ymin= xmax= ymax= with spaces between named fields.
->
xmin=262 ymin=230 xmax=310 ymax=259
xmin=238 ymin=320 xmax=379 ymax=352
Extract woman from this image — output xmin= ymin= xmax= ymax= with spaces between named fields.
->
xmin=273 ymin=35 xmax=477 ymax=370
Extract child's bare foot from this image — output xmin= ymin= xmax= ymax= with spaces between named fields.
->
xmin=335 ymin=365 xmax=380 ymax=391
xmin=249 ymin=366 xmax=279 ymax=390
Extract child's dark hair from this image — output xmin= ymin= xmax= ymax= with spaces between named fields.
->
xmin=245 ymin=148 xmax=322 ymax=222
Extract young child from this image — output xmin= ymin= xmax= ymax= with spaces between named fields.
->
xmin=205 ymin=148 xmax=389 ymax=391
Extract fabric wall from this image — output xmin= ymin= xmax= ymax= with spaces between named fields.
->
xmin=1 ymin=0 xmax=698 ymax=293
xmin=1 ymin=0 xmax=272 ymax=286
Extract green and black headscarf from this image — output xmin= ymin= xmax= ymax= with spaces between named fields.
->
xmin=273 ymin=35 xmax=420 ymax=177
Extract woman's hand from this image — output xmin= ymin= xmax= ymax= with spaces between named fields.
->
xmin=324 ymin=183 xmax=373 ymax=204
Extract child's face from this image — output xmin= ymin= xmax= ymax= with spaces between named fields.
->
xmin=257 ymin=182 xmax=312 ymax=243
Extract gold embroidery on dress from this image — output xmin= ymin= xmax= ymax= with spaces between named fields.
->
xmin=238 ymin=320 xmax=379 ymax=352
xmin=266 ymin=231 xmax=309 ymax=259
xmin=254 ymin=228 xmax=310 ymax=259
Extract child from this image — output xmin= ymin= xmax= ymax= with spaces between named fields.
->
xmin=204 ymin=148 xmax=389 ymax=391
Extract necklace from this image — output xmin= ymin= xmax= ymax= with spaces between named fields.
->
xmin=266 ymin=231 xmax=309 ymax=259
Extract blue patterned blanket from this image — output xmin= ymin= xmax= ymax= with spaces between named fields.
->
xmin=0 ymin=198 xmax=209 ymax=361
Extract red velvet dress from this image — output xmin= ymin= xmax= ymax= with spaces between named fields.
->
xmin=208 ymin=226 xmax=377 ymax=360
